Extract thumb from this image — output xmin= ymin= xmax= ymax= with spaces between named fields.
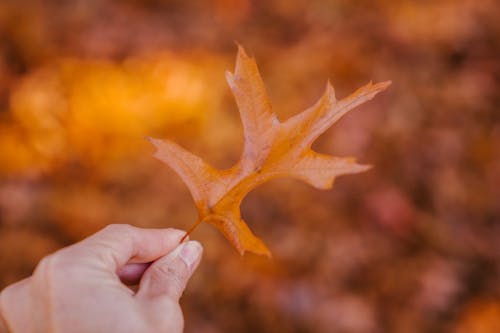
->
xmin=137 ymin=240 xmax=202 ymax=302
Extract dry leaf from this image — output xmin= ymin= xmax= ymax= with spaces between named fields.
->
xmin=149 ymin=46 xmax=390 ymax=256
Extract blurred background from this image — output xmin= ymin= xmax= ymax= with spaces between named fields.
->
xmin=0 ymin=0 xmax=499 ymax=332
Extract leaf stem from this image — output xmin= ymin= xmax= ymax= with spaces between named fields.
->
xmin=180 ymin=218 xmax=203 ymax=243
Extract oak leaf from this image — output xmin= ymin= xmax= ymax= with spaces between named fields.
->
xmin=148 ymin=46 xmax=390 ymax=257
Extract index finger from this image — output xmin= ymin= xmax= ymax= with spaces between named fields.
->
xmin=69 ymin=224 xmax=186 ymax=270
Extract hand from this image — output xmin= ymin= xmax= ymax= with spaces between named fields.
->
xmin=0 ymin=224 xmax=203 ymax=333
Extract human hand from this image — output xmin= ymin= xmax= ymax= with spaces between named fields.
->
xmin=0 ymin=224 xmax=203 ymax=333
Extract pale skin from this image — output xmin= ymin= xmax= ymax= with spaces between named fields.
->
xmin=0 ymin=224 xmax=203 ymax=333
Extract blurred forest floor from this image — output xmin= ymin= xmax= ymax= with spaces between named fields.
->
xmin=0 ymin=1 xmax=499 ymax=332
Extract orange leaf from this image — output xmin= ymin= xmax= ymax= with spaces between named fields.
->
xmin=149 ymin=46 xmax=391 ymax=257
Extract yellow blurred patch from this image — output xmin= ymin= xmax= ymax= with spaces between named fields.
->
xmin=1 ymin=53 xmax=226 ymax=174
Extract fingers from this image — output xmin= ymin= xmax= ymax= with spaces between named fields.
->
xmin=117 ymin=263 xmax=151 ymax=285
xmin=137 ymin=241 xmax=202 ymax=302
xmin=72 ymin=224 xmax=186 ymax=270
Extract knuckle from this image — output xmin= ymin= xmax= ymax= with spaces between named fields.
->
xmin=32 ymin=254 xmax=64 ymax=290
xmin=32 ymin=255 xmax=58 ymax=302
xmin=34 ymin=254 xmax=57 ymax=277
xmin=33 ymin=251 xmax=72 ymax=283
xmin=103 ymin=223 xmax=131 ymax=234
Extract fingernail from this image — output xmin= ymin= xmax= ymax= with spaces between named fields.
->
xmin=179 ymin=241 xmax=202 ymax=270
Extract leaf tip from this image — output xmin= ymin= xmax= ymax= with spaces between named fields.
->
xmin=225 ymin=70 xmax=235 ymax=85
xmin=351 ymin=80 xmax=392 ymax=103
xmin=240 ymin=246 xmax=273 ymax=259
xmin=325 ymin=80 xmax=336 ymax=101
xmin=357 ymin=163 xmax=373 ymax=173
xmin=146 ymin=136 xmax=160 ymax=148
xmin=374 ymin=80 xmax=392 ymax=92
xmin=236 ymin=43 xmax=248 ymax=58
xmin=259 ymin=245 xmax=273 ymax=259
xmin=344 ymin=157 xmax=372 ymax=171
xmin=146 ymin=137 xmax=168 ymax=159
xmin=238 ymin=237 xmax=273 ymax=258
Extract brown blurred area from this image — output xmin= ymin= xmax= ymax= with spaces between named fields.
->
xmin=1 ymin=0 xmax=499 ymax=332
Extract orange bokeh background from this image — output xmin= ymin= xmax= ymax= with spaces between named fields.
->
xmin=1 ymin=1 xmax=499 ymax=332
